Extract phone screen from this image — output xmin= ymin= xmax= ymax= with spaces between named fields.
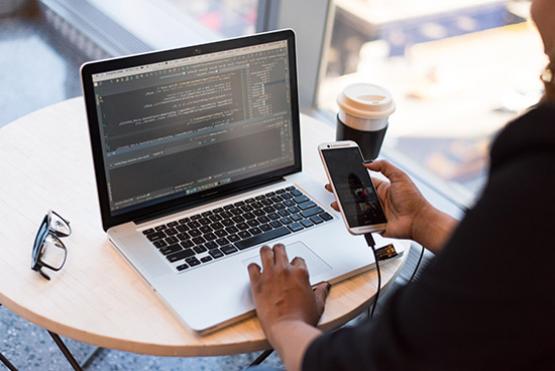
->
xmin=322 ymin=147 xmax=386 ymax=228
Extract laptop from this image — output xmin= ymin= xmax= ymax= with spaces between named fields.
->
xmin=81 ymin=29 xmax=382 ymax=333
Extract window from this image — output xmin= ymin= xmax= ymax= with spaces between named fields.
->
xmin=318 ymin=0 xmax=547 ymax=205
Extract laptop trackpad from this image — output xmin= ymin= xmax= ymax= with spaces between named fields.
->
xmin=242 ymin=241 xmax=332 ymax=279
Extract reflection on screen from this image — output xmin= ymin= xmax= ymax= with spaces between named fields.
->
xmin=322 ymin=147 xmax=386 ymax=227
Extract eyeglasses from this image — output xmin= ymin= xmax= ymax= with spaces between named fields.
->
xmin=32 ymin=210 xmax=71 ymax=280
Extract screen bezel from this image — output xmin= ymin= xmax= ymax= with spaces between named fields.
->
xmin=319 ymin=141 xmax=387 ymax=235
xmin=81 ymin=29 xmax=301 ymax=231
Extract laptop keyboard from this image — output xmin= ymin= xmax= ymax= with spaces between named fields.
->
xmin=141 ymin=186 xmax=333 ymax=272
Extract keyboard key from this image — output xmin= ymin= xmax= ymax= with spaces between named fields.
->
xmin=187 ymin=221 xmax=200 ymax=229
xmin=278 ymin=210 xmax=289 ymax=218
xmin=237 ymin=223 xmax=249 ymax=230
xmin=213 ymin=207 xmax=223 ymax=213
xmin=176 ymin=263 xmax=189 ymax=271
xmin=204 ymin=232 xmax=217 ymax=241
xmin=165 ymin=236 xmax=178 ymax=245
xmin=181 ymin=240 xmax=194 ymax=249
xmin=142 ymin=228 xmax=155 ymax=235
xmin=191 ymin=215 xmax=202 ymax=220
xmin=216 ymin=237 xmax=230 ymax=246
xmin=200 ymin=225 xmax=212 ymax=234
xmin=301 ymin=207 xmax=324 ymax=218
xmin=199 ymin=218 xmax=211 ymax=226
xmin=177 ymin=232 xmax=190 ymax=241
xmin=247 ymin=219 xmax=260 ymax=227
xmin=201 ymin=256 xmax=213 ymax=263
xmin=252 ymin=202 xmax=263 ymax=209
xmin=283 ymin=200 xmax=295 ymax=207
xmin=168 ymin=221 xmax=179 ymax=228
xmin=288 ymin=206 xmax=300 ymax=214
xmin=270 ymin=220 xmax=282 ymax=228
xmin=260 ymin=224 xmax=273 ymax=232
xmin=235 ymin=227 xmax=291 ymax=250
xmin=178 ymin=217 xmax=190 ymax=224
xmin=263 ymin=206 xmax=275 ymax=213
xmin=205 ymin=241 xmax=218 ymax=250
xmin=155 ymin=225 xmax=167 ymax=231
xmin=234 ymin=201 xmax=245 ymax=207
xmin=211 ymin=222 xmax=224 ymax=230
xmin=285 ymin=186 xmax=296 ymax=191
xmin=268 ymin=213 xmax=280 ymax=220
xmin=221 ymin=245 xmax=238 ymax=255
xmin=147 ymin=232 xmax=166 ymax=241
xmin=192 ymin=236 xmax=206 ymax=245
xmin=186 ymin=257 xmax=201 ymax=267
xmin=294 ymin=195 xmax=309 ymax=203
xmin=243 ymin=212 xmax=255 ymax=220
xmin=209 ymin=249 xmax=224 ymax=259
xmin=189 ymin=229 xmax=201 ymax=237
xmin=201 ymin=211 xmax=213 ymax=217
xmin=165 ymin=228 xmax=178 ymax=236
xmin=281 ymin=193 xmax=293 ymax=199
xmin=209 ymin=214 xmax=222 ymax=222
xmin=288 ymin=223 xmax=304 ymax=232
xmin=320 ymin=212 xmax=333 ymax=221
xmin=231 ymin=208 xmax=242 ymax=216
xmin=261 ymin=199 xmax=272 ymax=206
xmin=154 ymin=240 xmax=167 ymax=248
xmin=267 ymin=191 xmax=276 ymax=197
xmin=276 ymin=188 xmax=286 ymax=194
xmin=160 ymin=244 xmax=182 ymax=255
xmin=274 ymin=203 xmax=285 ymax=210
xmin=176 ymin=224 xmax=189 ymax=233
xmin=271 ymin=196 xmax=283 ymax=203
xmin=249 ymin=227 xmax=262 ymax=235
xmin=167 ymin=249 xmax=194 ymax=262
xmin=221 ymin=211 xmax=233 ymax=218
xmin=194 ymin=245 xmax=207 ymax=254
xmin=291 ymin=189 xmax=302 ymax=197
xmin=253 ymin=209 xmax=265 ymax=217
xmin=291 ymin=214 xmax=302 ymax=222
xmin=301 ymin=219 xmax=314 ymax=228
xmin=298 ymin=201 xmax=316 ymax=210
xmin=227 ymin=234 xmax=240 ymax=243
xmin=258 ymin=215 xmax=270 ymax=223
xmin=226 ymin=226 xmax=239 ymax=234
xmin=241 ymin=205 xmax=253 ymax=212
xmin=310 ymin=215 xmax=324 ymax=224
xmin=232 ymin=215 xmax=245 ymax=223
xmin=222 ymin=219 xmax=234 ymax=227
xmin=279 ymin=217 xmax=291 ymax=225
xmin=238 ymin=231 xmax=251 ymax=239
xmin=215 ymin=229 xmax=228 ymax=238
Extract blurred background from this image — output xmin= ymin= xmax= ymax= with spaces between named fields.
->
xmin=0 ymin=0 xmax=545 ymax=369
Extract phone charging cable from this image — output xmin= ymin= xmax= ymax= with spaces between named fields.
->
xmin=364 ymin=233 xmax=380 ymax=319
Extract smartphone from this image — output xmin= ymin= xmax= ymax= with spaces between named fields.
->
xmin=319 ymin=141 xmax=387 ymax=235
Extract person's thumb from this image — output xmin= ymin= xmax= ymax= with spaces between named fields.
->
xmin=313 ymin=282 xmax=331 ymax=317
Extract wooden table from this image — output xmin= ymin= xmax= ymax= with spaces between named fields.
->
xmin=0 ymin=98 xmax=408 ymax=359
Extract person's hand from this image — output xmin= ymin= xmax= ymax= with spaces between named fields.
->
xmin=248 ymin=244 xmax=330 ymax=345
xmin=326 ymin=160 xmax=431 ymax=241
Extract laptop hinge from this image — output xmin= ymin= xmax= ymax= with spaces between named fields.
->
xmin=133 ymin=177 xmax=287 ymax=226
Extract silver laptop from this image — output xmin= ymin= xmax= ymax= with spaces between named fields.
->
xmin=81 ymin=30 xmax=378 ymax=333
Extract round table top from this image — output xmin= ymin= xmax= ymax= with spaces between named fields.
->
xmin=0 ymin=97 xmax=408 ymax=356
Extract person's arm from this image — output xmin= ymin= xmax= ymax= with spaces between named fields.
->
xmin=326 ymin=160 xmax=458 ymax=254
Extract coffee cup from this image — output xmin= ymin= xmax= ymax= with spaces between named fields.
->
xmin=336 ymin=83 xmax=395 ymax=160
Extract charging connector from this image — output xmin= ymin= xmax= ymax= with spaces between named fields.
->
xmin=364 ymin=233 xmax=381 ymax=319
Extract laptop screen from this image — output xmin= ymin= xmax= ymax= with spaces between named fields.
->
xmin=90 ymin=39 xmax=296 ymax=216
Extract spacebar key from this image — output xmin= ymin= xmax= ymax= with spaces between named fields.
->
xmin=235 ymin=227 xmax=291 ymax=250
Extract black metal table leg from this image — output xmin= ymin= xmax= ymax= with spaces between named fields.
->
xmin=248 ymin=349 xmax=274 ymax=367
xmin=0 ymin=352 xmax=18 ymax=371
xmin=48 ymin=331 xmax=83 ymax=371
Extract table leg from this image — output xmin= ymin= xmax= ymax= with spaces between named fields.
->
xmin=0 ymin=352 xmax=18 ymax=371
xmin=249 ymin=349 xmax=274 ymax=367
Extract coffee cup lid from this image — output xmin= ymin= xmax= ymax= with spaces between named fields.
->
xmin=337 ymin=83 xmax=395 ymax=119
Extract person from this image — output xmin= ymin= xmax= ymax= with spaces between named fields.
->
xmin=247 ymin=1 xmax=555 ymax=370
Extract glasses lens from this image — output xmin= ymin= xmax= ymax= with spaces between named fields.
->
xmin=32 ymin=217 xmax=49 ymax=264
xmin=49 ymin=211 xmax=71 ymax=237
xmin=40 ymin=234 xmax=67 ymax=270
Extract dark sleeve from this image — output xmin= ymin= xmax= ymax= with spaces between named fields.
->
xmin=303 ymin=151 xmax=555 ymax=370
